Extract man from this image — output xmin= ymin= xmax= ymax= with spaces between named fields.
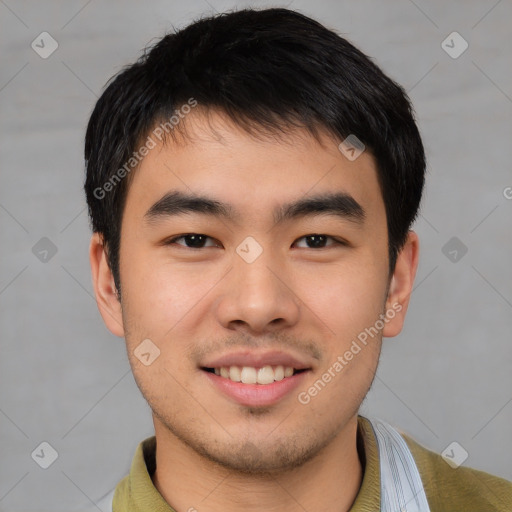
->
xmin=85 ymin=7 xmax=512 ymax=511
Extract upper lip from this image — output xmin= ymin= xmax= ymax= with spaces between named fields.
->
xmin=201 ymin=350 xmax=313 ymax=370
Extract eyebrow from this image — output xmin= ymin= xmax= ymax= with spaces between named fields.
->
xmin=273 ymin=192 xmax=365 ymax=225
xmin=144 ymin=190 xmax=365 ymax=226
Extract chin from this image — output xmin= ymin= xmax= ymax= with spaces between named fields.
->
xmin=162 ymin=415 xmax=341 ymax=476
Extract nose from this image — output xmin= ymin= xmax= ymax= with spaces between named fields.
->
xmin=213 ymin=247 xmax=301 ymax=335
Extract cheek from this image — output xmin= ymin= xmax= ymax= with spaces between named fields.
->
xmin=296 ymin=265 xmax=384 ymax=404
xmin=119 ymin=254 xmax=203 ymax=400
xmin=298 ymin=258 xmax=388 ymax=328
xmin=120 ymin=248 xmax=210 ymax=336
xmin=119 ymin=249 xmax=229 ymax=390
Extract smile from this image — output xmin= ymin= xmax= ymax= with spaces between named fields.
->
xmin=203 ymin=365 xmax=305 ymax=385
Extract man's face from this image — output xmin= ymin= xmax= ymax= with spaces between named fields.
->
xmin=100 ymin=112 xmax=407 ymax=473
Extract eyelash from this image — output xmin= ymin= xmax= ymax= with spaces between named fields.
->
xmin=164 ymin=233 xmax=347 ymax=249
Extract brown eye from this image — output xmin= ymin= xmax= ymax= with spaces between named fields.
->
xmin=294 ymin=234 xmax=340 ymax=249
xmin=167 ymin=234 xmax=220 ymax=248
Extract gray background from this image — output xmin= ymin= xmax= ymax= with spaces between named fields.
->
xmin=1 ymin=0 xmax=511 ymax=510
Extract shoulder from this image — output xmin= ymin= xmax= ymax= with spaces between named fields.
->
xmin=112 ymin=474 xmax=129 ymax=510
xmin=403 ymin=434 xmax=512 ymax=512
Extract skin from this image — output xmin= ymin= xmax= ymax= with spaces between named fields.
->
xmin=90 ymin=111 xmax=419 ymax=512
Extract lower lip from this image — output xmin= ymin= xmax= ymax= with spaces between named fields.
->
xmin=203 ymin=370 xmax=309 ymax=407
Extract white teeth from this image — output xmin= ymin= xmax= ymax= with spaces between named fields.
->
xmin=213 ymin=365 xmax=297 ymax=384
xmin=229 ymin=366 xmax=241 ymax=382
xmin=257 ymin=366 xmax=275 ymax=385
xmin=241 ymin=366 xmax=257 ymax=384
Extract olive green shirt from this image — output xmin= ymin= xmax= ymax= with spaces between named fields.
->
xmin=113 ymin=417 xmax=512 ymax=511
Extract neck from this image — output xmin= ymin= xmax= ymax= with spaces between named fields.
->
xmin=152 ymin=416 xmax=363 ymax=512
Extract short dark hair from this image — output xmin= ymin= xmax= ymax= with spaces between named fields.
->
xmin=85 ymin=7 xmax=425 ymax=293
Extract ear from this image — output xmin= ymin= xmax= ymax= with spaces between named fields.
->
xmin=89 ymin=233 xmax=125 ymax=337
xmin=382 ymin=231 xmax=420 ymax=338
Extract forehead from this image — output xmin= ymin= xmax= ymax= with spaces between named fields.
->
xmin=124 ymin=111 xmax=385 ymax=226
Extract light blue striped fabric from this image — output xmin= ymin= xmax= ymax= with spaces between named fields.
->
xmin=367 ymin=417 xmax=431 ymax=512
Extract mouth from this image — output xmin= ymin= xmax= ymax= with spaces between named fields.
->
xmin=199 ymin=351 xmax=313 ymax=407
xmin=200 ymin=350 xmax=313 ymax=406
xmin=201 ymin=365 xmax=308 ymax=385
